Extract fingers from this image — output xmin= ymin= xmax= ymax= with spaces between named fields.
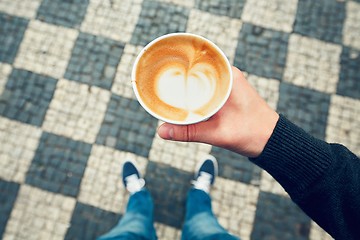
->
xmin=157 ymin=123 xmax=174 ymax=140
xmin=157 ymin=123 xmax=196 ymax=142
xmin=231 ymin=66 xmax=243 ymax=79
xmin=157 ymin=66 xmax=244 ymax=143
xmin=157 ymin=122 xmax=211 ymax=143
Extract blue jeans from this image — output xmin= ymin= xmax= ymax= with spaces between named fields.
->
xmin=98 ymin=190 xmax=157 ymax=240
xmin=182 ymin=189 xmax=240 ymax=240
xmin=98 ymin=189 xmax=240 ymax=240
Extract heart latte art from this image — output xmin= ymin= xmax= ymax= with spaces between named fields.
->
xmin=134 ymin=34 xmax=231 ymax=123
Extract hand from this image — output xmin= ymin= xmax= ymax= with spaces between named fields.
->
xmin=157 ymin=66 xmax=279 ymax=158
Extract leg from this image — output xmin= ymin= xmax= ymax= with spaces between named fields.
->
xmin=98 ymin=160 xmax=157 ymax=240
xmin=98 ymin=189 xmax=157 ymax=240
xmin=181 ymin=155 xmax=240 ymax=240
xmin=181 ymin=189 xmax=239 ymax=240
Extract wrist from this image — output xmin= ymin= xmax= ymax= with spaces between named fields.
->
xmin=242 ymin=110 xmax=279 ymax=158
xmin=253 ymin=111 xmax=279 ymax=157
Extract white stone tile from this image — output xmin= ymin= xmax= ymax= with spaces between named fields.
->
xmin=247 ymin=74 xmax=280 ymax=110
xmin=309 ymin=221 xmax=333 ymax=240
xmin=14 ymin=20 xmax=78 ymax=79
xmin=326 ymin=95 xmax=360 ymax=156
xmin=42 ymin=79 xmax=110 ymax=144
xmin=259 ymin=170 xmax=288 ymax=196
xmin=81 ymin=0 xmax=143 ymax=43
xmin=211 ymin=177 xmax=259 ymax=240
xmin=284 ymin=34 xmax=342 ymax=94
xmin=3 ymin=185 xmax=76 ymax=240
xmin=149 ymin=122 xmax=212 ymax=173
xmin=111 ymin=44 xmax=143 ymax=99
xmin=155 ymin=223 xmax=181 ymax=240
xmin=0 ymin=63 xmax=12 ymax=95
xmin=343 ymin=1 xmax=360 ymax=50
xmin=242 ymin=0 xmax=298 ymax=33
xmin=186 ymin=9 xmax=242 ymax=64
xmin=0 ymin=117 xmax=42 ymax=183
xmin=78 ymin=144 xmax=148 ymax=213
xmin=0 ymin=0 xmax=42 ymax=19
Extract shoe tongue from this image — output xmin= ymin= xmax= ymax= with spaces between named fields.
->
xmin=125 ymin=174 xmax=145 ymax=194
xmin=193 ymin=172 xmax=212 ymax=193
xmin=125 ymin=174 xmax=139 ymax=182
xmin=199 ymin=171 xmax=212 ymax=182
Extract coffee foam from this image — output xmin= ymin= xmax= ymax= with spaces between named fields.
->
xmin=134 ymin=35 xmax=231 ymax=122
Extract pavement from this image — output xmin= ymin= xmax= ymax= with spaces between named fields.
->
xmin=0 ymin=0 xmax=359 ymax=239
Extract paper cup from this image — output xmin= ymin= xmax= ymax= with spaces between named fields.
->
xmin=132 ymin=33 xmax=233 ymax=125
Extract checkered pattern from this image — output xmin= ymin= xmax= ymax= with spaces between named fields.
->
xmin=1 ymin=0 xmax=359 ymax=239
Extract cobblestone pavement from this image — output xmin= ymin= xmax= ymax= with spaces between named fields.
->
xmin=0 ymin=0 xmax=359 ymax=239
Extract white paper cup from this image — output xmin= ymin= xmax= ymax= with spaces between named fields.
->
xmin=132 ymin=33 xmax=233 ymax=125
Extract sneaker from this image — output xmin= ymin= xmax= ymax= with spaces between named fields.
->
xmin=192 ymin=155 xmax=218 ymax=193
xmin=122 ymin=160 xmax=145 ymax=194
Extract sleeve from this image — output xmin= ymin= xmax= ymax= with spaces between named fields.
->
xmin=250 ymin=115 xmax=360 ymax=239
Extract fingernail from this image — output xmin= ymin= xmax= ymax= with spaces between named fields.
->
xmin=168 ymin=127 xmax=174 ymax=140
xmin=158 ymin=124 xmax=173 ymax=140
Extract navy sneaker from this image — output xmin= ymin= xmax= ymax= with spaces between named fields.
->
xmin=192 ymin=155 xmax=218 ymax=193
xmin=122 ymin=160 xmax=145 ymax=194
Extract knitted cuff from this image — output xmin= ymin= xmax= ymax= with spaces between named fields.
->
xmin=250 ymin=115 xmax=333 ymax=195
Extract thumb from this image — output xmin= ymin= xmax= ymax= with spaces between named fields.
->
xmin=157 ymin=123 xmax=204 ymax=142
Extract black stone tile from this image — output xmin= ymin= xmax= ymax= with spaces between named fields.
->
xmin=294 ymin=0 xmax=345 ymax=44
xmin=0 ymin=13 xmax=28 ymax=64
xmin=0 ymin=180 xmax=20 ymax=239
xmin=195 ymin=0 xmax=245 ymax=18
xmin=25 ymin=132 xmax=92 ymax=197
xmin=145 ymin=161 xmax=193 ymax=229
xmin=96 ymin=94 xmax=158 ymax=158
xmin=130 ymin=0 xmax=189 ymax=46
xmin=234 ymin=23 xmax=289 ymax=80
xmin=211 ymin=146 xmax=261 ymax=185
xmin=277 ymin=83 xmax=331 ymax=140
xmin=0 ymin=69 xmax=57 ymax=126
xmin=65 ymin=202 xmax=121 ymax=240
xmin=36 ymin=0 xmax=89 ymax=28
xmin=251 ymin=191 xmax=311 ymax=240
xmin=64 ymin=32 xmax=124 ymax=90
xmin=337 ymin=47 xmax=360 ymax=99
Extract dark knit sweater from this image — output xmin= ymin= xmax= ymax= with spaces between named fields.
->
xmin=250 ymin=115 xmax=360 ymax=239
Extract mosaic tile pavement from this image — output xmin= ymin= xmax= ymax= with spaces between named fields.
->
xmin=0 ymin=0 xmax=359 ymax=239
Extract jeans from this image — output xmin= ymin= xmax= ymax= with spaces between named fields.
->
xmin=98 ymin=189 xmax=240 ymax=240
xmin=182 ymin=189 xmax=240 ymax=240
xmin=98 ymin=190 xmax=157 ymax=240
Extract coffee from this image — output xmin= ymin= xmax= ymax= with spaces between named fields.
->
xmin=132 ymin=33 xmax=232 ymax=124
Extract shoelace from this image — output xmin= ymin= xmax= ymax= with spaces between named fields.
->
xmin=125 ymin=174 xmax=145 ymax=194
xmin=192 ymin=171 xmax=212 ymax=193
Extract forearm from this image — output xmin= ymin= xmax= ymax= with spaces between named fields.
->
xmin=250 ymin=115 xmax=360 ymax=239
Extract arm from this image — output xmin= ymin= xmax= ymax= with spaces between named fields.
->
xmin=157 ymin=67 xmax=360 ymax=239
xmin=251 ymin=115 xmax=360 ymax=239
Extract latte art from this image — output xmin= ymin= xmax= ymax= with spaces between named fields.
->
xmin=156 ymin=63 xmax=217 ymax=111
xmin=133 ymin=34 xmax=231 ymax=123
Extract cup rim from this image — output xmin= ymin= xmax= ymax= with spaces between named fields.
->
xmin=131 ymin=32 xmax=233 ymax=125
